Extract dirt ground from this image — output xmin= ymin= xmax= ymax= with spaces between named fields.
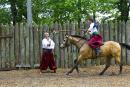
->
xmin=0 ymin=65 xmax=130 ymax=87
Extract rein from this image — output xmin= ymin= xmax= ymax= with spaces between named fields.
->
xmin=79 ymin=40 xmax=86 ymax=49
xmin=71 ymin=36 xmax=86 ymax=49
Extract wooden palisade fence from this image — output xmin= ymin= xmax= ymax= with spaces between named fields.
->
xmin=0 ymin=21 xmax=130 ymax=70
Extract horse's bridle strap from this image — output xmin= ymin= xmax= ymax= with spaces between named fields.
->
xmin=71 ymin=37 xmax=86 ymax=49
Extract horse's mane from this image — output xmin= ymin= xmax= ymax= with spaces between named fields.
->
xmin=70 ymin=35 xmax=87 ymax=40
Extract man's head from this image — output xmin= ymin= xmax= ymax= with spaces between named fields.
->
xmin=44 ymin=32 xmax=49 ymax=38
xmin=87 ymin=17 xmax=94 ymax=24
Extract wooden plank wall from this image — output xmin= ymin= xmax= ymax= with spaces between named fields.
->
xmin=0 ymin=21 xmax=130 ymax=69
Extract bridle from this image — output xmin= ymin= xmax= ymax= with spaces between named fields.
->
xmin=68 ymin=36 xmax=86 ymax=49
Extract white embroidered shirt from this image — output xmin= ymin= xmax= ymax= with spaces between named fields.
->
xmin=88 ymin=23 xmax=98 ymax=35
xmin=42 ymin=38 xmax=55 ymax=49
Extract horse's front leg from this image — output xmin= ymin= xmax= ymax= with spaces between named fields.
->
xmin=66 ymin=59 xmax=79 ymax=75
xmin=74 ymin=59 xmax=79 ymax=73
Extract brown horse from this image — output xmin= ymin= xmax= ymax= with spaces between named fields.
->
xmin=60 ymin=35 xmax=130 ymax=75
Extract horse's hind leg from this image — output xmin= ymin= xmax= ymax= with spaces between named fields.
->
xmin=119 ymin=63 xmax=123 ymax=74
xmin=99 ymin=58 xmax=111 ymax=75
xmin=115 ymin=57 xmax=122 ymax=74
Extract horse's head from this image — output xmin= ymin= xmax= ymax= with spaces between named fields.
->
xmin=60 ymin=34 xmax=71 ymax=48
xmin=60 ymin=34 xmax=87 ymax=49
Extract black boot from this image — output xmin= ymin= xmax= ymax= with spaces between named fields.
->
xmin=95 ymin=47 xmax=100 ymax=56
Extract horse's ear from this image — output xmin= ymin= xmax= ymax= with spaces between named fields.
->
xmin=65 ymin=34 xmax=69 ymax=37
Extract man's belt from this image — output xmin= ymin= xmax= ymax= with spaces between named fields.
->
xmin=43 ymin=48 xmax=52 ymax=53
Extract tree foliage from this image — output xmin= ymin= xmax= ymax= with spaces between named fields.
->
xmin=117 ymin=0 xmax=129 ymax=22
xmin=0 ymin=0 xmax=129 ymax=24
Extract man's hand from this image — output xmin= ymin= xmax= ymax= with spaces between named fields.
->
xmin=85 ymin=30 xmax=91 ymax=35
xmin=87 ymin=30 xmax=91 ymax=33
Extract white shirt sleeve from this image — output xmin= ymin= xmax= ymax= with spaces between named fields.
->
xmin=42 ymin=39 xmax=48 ymax=48
xmin=88 ymin=23 xmax=94 ymax=34
xmin=88 ymin=23 xmax=94 ymax=31
xmin=88 ymin=23 xmax=98 ymax=34
xmin=50 ymin=40 xmax=55 ymax=49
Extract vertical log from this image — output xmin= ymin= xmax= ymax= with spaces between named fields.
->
xmin=121 ymin=22 xmax=126 ymax=64
xmin=52 ymin=23 xmax=60 ymax=67
xmin=126 ymin=22 xmax=130 ymax=64
xmin=19 ymin=23 xmax=25 ymax=67
xmin=1 ymin=24 xmax=6 ymax=68
xmin=5 ymin=24 xmax=10 ymax=68
xmin=0 ymin=24 xmax=2 ymax=68
xmin=24 ymin=24 xmax=30 ymax=67
xmin=29 ymin=25 xmax=34 ymax=67
xmin=14 ymin=23 xmax=20 ymax=67
xmin=33 ymin=24 xmax=39 ymax=67
xmin=9 ymin=24 xmax=15 ymax=68
xmin=62 ymin=23 xmax=67 ymax=68
xmin=36 ymin=24 xmax=43 ymax=68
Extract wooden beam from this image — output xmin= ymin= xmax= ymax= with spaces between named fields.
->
xmin=0 ymin=35 xmax=12 ymax=38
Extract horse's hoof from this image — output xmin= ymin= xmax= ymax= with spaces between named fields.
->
xmin=118 ymin=72 xmax=122 ymax=75
xmin=66 ymin=72 xmax=70 ymax=75
xmin=77 ymin=73 xmax=80 ymax=76
xmin=99 ymin=73 xmax=103 ymax=75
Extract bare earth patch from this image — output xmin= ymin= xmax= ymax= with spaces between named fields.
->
xmin=0 ymin=65 xmax=130 ymax=87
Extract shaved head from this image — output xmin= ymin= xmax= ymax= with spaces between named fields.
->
xmin=44 ymin=32 xmax=49 ymax=38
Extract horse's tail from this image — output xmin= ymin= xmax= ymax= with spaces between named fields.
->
xmin=119 ymin=42 xmax=130 ymax=50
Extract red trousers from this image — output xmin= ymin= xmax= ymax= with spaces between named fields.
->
xmin=87 ymin=35 xmax=103 ymax=49
xmin=40 ymin=51 xmax=56 ymax=70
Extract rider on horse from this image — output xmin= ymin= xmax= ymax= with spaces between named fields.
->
xmin=86 ymin=18 xmax=103 ymax=56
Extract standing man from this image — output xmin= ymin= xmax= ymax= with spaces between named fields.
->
xmin=40 ymin=32 xmax=56 ymax=73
